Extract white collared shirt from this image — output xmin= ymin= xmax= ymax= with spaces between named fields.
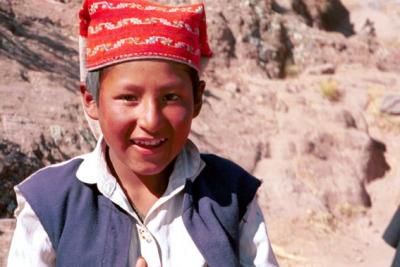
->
xmin=7 ymin=138 xmax=278 ymax=267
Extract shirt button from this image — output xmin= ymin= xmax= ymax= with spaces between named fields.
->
xmin=138 ymin=227 xmax=153 ymax=243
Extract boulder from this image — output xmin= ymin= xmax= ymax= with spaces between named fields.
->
xmin=380 ymin=94 xmax=400 ymax=115
xmin=0 ymin=139 xmax=42 ymax=217
xmin=291 ymin=0 xmax=354 ymax=36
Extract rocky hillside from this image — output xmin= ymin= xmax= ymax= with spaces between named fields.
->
xmin=1 ymin=0 xmax=400 ymax=266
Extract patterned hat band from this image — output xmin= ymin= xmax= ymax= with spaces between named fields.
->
xmin=79 ymin=0 xmax=213 ymax=82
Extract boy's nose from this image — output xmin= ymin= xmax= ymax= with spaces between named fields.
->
xmin=137 ymin=99 xmax=163 ymax=133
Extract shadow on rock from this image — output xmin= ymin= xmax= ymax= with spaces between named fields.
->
xmin=292 ymin=0 xmax=354 ymax=37
xmin=0 ymin=6 xmax=79 ymax=91
xmin=365 ymin=138 xmax=390 ymax=183
xmin=0 ymin=135 xmax=71 ymax=218
xmin=0 ymin=139 xmax=43 ymax=218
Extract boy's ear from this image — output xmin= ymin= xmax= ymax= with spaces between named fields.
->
xmin=80 ymin=83 xmax=99 ymax=120
xmin=193 ymin=80 xmax=205 ymax=118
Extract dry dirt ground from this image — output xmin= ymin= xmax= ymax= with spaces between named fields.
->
xmin=255 ymin=65 xmax=400 ymax=267
xmin=261 ymin=1 xmax=400 ymax=265
xmin=192 ymin=60 xmax=400 ymax=266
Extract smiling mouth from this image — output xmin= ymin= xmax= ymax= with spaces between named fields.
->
xmin=131 ymin=138 xmax=167 ymax=148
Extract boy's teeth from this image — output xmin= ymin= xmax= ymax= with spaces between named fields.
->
xmin=135 ymin=138 xmax=165 ymax=146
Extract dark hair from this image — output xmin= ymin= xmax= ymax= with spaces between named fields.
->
xmin=187 ymin=65 xmax=201 ymax=103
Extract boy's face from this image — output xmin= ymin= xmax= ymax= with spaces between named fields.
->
xmin=84 ymin=60 xmax=203 ymax=178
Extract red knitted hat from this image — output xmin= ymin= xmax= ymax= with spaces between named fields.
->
xmin=78 ymin=0 xmax=213 ymax=82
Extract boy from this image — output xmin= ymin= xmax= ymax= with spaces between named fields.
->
xmin=7 ymin=0 xmax=278 ymax=266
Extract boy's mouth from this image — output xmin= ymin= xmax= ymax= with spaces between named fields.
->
xmin=131 ymin=138 xmax=167 ymax=148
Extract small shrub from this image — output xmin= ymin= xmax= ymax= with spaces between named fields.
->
xmin=320 ymin=79 xmax=341 ymax=102
xmin=284 ymin=63 xmax=301 ymax=78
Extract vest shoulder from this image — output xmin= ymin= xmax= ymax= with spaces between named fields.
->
xmin=200 ymin=153 xmax=255 ymax=178
xmin=199 ymin=153 xmax=261 ymax=192
xmin=191 ymin=153 xmax=261 ymax=222
xmin=18 ymin=157 xmax=84 ymax=196
xmin=383 ymin=208 xmax=400 ymax=248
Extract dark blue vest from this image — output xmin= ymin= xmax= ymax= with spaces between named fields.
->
xmin=19 ymin=154 xmax=261 ymax=267
xmin=383 ymin=208 xmax=400 ymax=267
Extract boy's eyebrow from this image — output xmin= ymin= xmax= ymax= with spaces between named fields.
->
xmin=119 ymin=84 xmax=144 ymax=92
xmin=119 ymin=80 xmax=189 ymax=91
xmin=159 ymin=81 xmax=190 ymax=91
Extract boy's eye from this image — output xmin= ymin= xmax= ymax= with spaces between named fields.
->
xmin=163 ymin=93 xmax=180 ymax=102
xmin=120 ymin=95 xmax=138 ymax=102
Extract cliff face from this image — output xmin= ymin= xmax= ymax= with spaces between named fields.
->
xmin=0 ymin=0 xmax=95 ymax=218
xmin=1 ymin=0 xmax=400 ymax=266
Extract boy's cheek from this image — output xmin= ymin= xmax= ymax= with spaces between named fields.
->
xmin=164 ymin=109 xmax=195 ymax=128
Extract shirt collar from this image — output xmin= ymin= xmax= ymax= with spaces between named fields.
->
xmin=76 ymin=136 xmax=108 ymax=185
xmin=164 ymin=138 xmax=205 ymax=194
xmin=76 ymin=136 xmax=205 ymax=193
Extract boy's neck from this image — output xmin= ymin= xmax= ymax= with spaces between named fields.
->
xmin=105 ymin=146 xmax=172 ymax=217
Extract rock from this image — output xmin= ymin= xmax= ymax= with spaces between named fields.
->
xmin=204 ymin=0 xmax=297 ymax=78
xmin=363 ymin=138 xmax=390 ymax=183
xmin=254 ymin=158 xmax=316 ymax=219
xmin=0 ymin=219 xmax=16 ymax=267
xmin=291 ymin=0 xmax=354 ymax=36
xmin=0 ymin=139 xmax=43 ymax=218
xmin=380 ymin=94 xmax=400 ymax=115
xmin=376 ymin=48 xmax=400 ymax=73
xmin=0 ymin=3 xmax=96 ymax=219
xmin=305 ymin=63 xmax=336 ymax=75
xmin=356 ymin=19 xmax=379 ymax=54
xmin=262 ymin=18 xmax=294 ymax=78
xmin=224 ymin=82 xmax=240 ymax=93
xmin=254 ymin=117 xmax=391 ymax=220
xmin=207 ymin=11 xmax=237 ymax=67
xmin=339 ymin=109 xmax=357 ymax=129
xmin=0 ymin=1 xmax=79 ymax=90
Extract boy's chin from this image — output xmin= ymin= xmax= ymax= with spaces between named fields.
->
xmin=129 ymin=161 xmax=174 ymax=179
